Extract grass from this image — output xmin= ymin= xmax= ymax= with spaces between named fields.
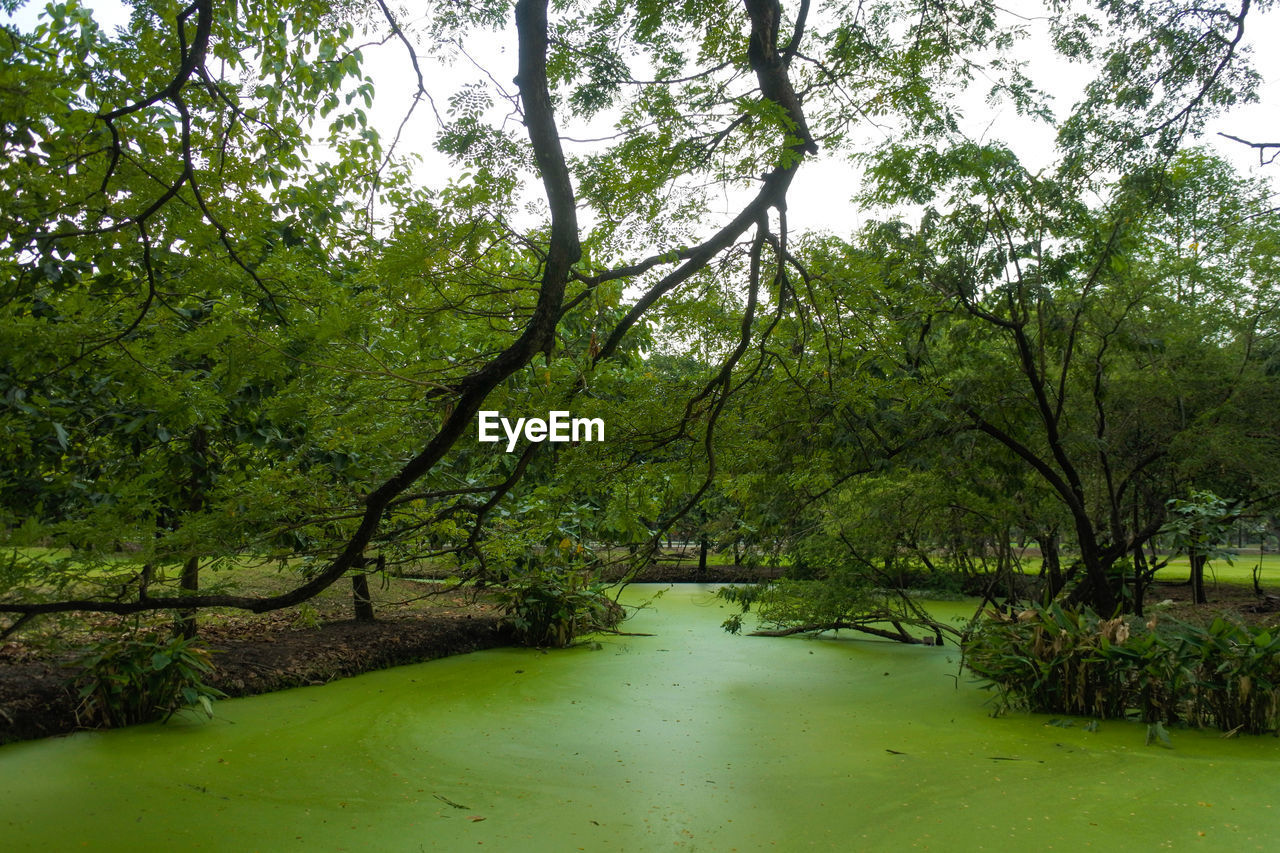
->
xmin=1150 ymin=553 xmax=1279 ymax=587
xmin=1003 ymin=549 xmax=1280 ymax=588
xmin=653 ymin=543 xmax=1280 ymax=587
xmin=1 ymin=549 xmax=492 ymax=656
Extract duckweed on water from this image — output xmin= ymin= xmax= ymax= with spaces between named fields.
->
xmin=2 ymin=585 xmax=1279 ymax=851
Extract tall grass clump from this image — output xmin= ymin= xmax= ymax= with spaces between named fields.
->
xmin=71 ymin=631 xmax=226 ymax=728
xmin=964 ymin=604 xmax=1280 ymax=735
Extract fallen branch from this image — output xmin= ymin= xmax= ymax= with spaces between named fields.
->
xmin=749 ymin=622 xmax=938 ymax=644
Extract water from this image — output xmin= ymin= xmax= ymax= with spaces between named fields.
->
xmin=2 ymin=584 xmax=1278 ymax=850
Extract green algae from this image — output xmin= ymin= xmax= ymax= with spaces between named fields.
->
xmin=2 ymin=584 xmax=1279 ymax=851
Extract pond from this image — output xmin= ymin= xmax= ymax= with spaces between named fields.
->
xmin=1 ymin=584 xmax=1278 ymax=851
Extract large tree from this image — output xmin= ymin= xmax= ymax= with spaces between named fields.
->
xmin=2 ymin=0 xmax=1274 ymax=628
xmin=1 ymin=0 xmax=1007 ymax=623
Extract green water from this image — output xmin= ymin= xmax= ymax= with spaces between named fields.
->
xmin=2 ymin=585 xmax=1278 ymax=851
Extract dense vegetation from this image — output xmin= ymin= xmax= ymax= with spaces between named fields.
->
xmin=966 ymin=604 xmax=1280 ymax=737
xmin=2 ymin=0 xmax=1278 ymax=726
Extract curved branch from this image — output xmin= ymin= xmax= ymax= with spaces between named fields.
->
xmin=749 ymin=622 xmax=936 ymax=644
xmin=1 ymin=0 xmax=580 ymax=619
xmin=98 ymin=0 xmax=213 ymax=122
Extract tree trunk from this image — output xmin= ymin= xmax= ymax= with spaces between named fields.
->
xmin=1132 ymin=545 xmax=1147 ymax=617
xmin=1065 ymin=548 xmax=1119 ymax=614
xmin=177 ymin=555 xmax=199 ymax=639
xmin=1190 ymin=553 xmax=1208 ymax=604
xmin=176 ymin=425 xmax=208 ymax=639
xmin=352 ymin=573 xmax=374 ymax=622
xmin=1255 ymin=539 xmax=1266 ymax=595
xmin=352 ymin=553 xmax=382 ymax=621
xmin=697 ymin=536 xmax=709 ymax=577
xmin=999 ymin=532 xmax=1016 ymax=603
xmin=1038 ymin=531 xmax=1063 ymax=600
xmin=1076 ymin=535 xmax=1119 ymax=614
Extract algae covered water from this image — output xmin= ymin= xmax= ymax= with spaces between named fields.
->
xmin=2 ymin=584 xmax=1279 ymax=851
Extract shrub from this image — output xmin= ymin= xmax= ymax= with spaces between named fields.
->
xmin=495 ymin=568 xmax=623 ymax=648
xmin=1183 ymin=616 xmax=1280 ymax=735
xmin=71 ymin=631 xmax=227 ymax=728
xmin=964 ymin=605 xmax=1280 ymax=735
xmin=962 ymin=603 xmax=1134 ymax=719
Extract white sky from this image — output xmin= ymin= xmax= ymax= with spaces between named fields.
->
xmin=7 ymin=0 xmax=1279 ymax=238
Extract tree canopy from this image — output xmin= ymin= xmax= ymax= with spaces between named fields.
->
xmin=2 ymin=0 xmax=1278 ymax=634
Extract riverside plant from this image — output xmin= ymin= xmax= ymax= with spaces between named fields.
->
xmin=495 ymin=566 xmax=622 ymax=648
xmin=963 ymin=603 xmax=1280 ymax=736
xmin=71 ymin=630 xmax=227 ymax=728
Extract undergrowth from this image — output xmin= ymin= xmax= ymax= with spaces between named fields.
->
xmin=964 ymin=604 xmax=1280 ymax=736
xmin=70 ymin=631 xmax=227 ymax=728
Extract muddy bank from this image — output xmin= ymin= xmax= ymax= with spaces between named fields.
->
xmin=0 ymin=614 xmax=506 ymax=746
xmin=0 ymin=558 xmax=779 ymax=747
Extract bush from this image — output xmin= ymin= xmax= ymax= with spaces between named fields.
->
xmin=71 ymin=631 xmax=227 ymax=728
xmin=964 ymin=605 xmax=1280 ymax=735
xmin=963 ymin=604 xmax=1135 ymax=719
xmin=495 ymin=568 xmax=623 ymax=648
xmin=1183 ymin=616 xmax=1280 ymax=734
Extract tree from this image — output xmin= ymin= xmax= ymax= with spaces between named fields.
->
xmin=3 ymin=0 xmax=1008 ymax=626
xmin=850 ymin=145 xmax=1280 ymax=614
xmin=2 ymin=0 xmax=1275 ymax=633
xmin=1162 ymin=491 xmax=1239 ymax=604
xmin=712 ymin=139 xmax=1280 ymax=637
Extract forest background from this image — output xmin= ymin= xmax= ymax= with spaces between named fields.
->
xmin=2 ymin=0 xmax=1279 ymax=687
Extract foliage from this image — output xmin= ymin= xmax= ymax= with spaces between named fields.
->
xmin=495 ymin=568 xmax=622 ymax=648
xmin=717 ymin=577 xmax=955 ymax=644
xmin=1160 ymin=490 xmax=1241 ymax=603
xmin=71 ymin=630 xmax=227 ymax=728
xmin=964 ymin=604 xmax=1280 ymax=735
xmin=1161 ymin=491 xmax=1238 ymax=565
xmin=1184 ymin=615 xmax=1280 ymax=734
xmin=492 ymin=537 xmax=624 ymax=647
xmin=1052 ymin=0 xmax=1271 ymax=168
xmin=964 ymin=604 xmax=1143 ymax=719
xmin=2 ymin=0 xmax=1278 ymax=656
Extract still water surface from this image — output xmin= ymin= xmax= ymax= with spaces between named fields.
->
xmin=2 ymin=584 xmax=1278 ymax=851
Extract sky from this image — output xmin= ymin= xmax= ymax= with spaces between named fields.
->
xmin=7 ymin=0 xmax=1279 ymax=238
